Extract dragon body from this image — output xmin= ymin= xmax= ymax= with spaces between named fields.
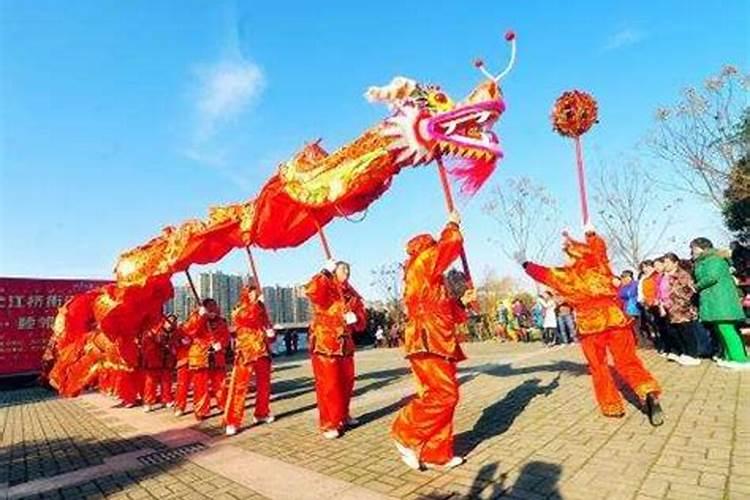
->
xmin=48 ymin=36 xmax=516 ymax=396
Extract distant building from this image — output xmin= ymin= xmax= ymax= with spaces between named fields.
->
xmin=167 ymin=285 xmax=197 ymax=322
xmin=166 ymin=271 xmax=310 ymax=325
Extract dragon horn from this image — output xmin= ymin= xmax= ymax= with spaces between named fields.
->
xmin=474 ymin=30 xmax=516 ymax=82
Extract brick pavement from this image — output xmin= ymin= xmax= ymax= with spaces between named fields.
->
xmin=1 ymin=341 xmax=747 ymax=499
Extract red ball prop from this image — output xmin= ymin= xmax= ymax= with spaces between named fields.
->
xmin=551 ymin=90 xmax=598 ymax=138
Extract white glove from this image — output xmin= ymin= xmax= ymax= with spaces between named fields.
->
xmin=198 ymin=306 xmax=208 ymax=317
xmin=212 ymin=342 xmax=222 ymax=351
xmin=265 ymin=328 xmax=276 ymax=339
xmin=344 ymin=311 xmax=358 ymax=325
xmin=323 ymin=259 xmax=337 ymax=273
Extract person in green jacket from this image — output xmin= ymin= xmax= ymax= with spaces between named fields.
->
xmin=690 ymin=237 xmax=748 ymax=367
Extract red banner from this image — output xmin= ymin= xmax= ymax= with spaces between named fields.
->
xmin=0 ymin=277 xmax=111 ymax=376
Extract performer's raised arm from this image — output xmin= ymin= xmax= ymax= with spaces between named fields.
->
xmin=430 ymin=212 xmax=464 ymax=282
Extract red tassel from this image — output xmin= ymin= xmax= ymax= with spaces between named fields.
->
xmin=446 ymin=157 xmax=498 ymax=197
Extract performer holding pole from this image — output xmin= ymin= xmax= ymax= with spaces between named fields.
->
xmin=392 ymin=211 xmax=476 ymax=470
xmin=224 ymin=281 xmax=276 ymax=435
xmin=223 ymin=247 xmax=277 ymax=436
xmin=182 ymin=269 xmax=231 ymax=420
xmin=305 ymin=225 xmax=366 ymax=439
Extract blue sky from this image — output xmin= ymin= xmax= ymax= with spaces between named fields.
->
xmin=1 ymin=1 xmax=747 ymax=296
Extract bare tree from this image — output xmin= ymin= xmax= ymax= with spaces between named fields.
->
xmin=594 ymin=159 xmax=681 ymax=270
xmin=646 ymin=65 xmax=749 ymax=209
xmin=369 ymin=262 xmax=404 ymax=321
xmin=482 ymin=176 xmax=562 ymax=263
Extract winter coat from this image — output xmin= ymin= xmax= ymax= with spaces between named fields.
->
xmin=694 ymin=249 xmax=745 ymax=322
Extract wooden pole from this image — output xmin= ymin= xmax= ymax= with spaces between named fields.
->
xmin=435 ymin=156 xmax=474 ymax=286
xmin=185 ymin=269 xmax=200 ymax=303
xmin=244 ymin=246 xmax=262 ymax=290
xmin=316 ymin=224 xmax=333 ymax=260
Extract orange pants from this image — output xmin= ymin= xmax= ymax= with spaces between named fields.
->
xmin=342 ymin=355 xmax=355 ymax=419
xmin=211 ymin=367 xmax=228 ymax=409
xmin=174 ymin=364 xmax=190 ymax=411
xmin=117 ymin=369 xmax=142 ymax=406
xmin=190 ymin=367 xmax=227 ymax=419
xmin=311 ymin=354 xmax=349 ymax=431
xmin=392 ymin=354 xmax=458 ymax=465
xmin=142 ymin=369 xmax=173 ymax=406
xmin=580 ymin=326 xmax=661 ymax=416
xmin=224 ymin=356 xmax=272 ymax=427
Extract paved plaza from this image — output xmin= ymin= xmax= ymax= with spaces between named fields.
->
xmin=1 ymin=341 xmax=748 ymax=499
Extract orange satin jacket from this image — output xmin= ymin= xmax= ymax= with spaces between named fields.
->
xmin=183 ymin=312 xmax=230 ymax=369
xmin=339 ymin=280 xmax=367 ymax=336
xmin=306 ymin=272 xmax=364 ymax=356
xmin=231 ymin=297 xmax=274 ymax=363
xmin=524 ymin=233 xmax=630 ymax=336
xmin=403 ymin=223 xmax=468 ymax=362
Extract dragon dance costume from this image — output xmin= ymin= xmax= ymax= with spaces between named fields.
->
xmin=305 ymin=266 xmax=366 ymax=437
xmin=523 ymin=230 xmax=664 ymax=425
xmin=392 ymin=221 xmax=469 ymax=469
xmin=224 ymin=288 xmax=276 ymax=433
xmin=182 ymin=303 xmax=230 ymax=420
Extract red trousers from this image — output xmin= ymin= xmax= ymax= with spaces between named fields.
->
xmin=392 ymin=354 xmax=458 ymax=465
xmin=190 ymin=367 xmax=227 ymax=419
xmin=174 ymin=364 xmax=190 ymax=411
xmin=117 ymin=369 xmax=142 ymax=406
xmin=142 ymin=369 xmax=173 ymax=406
xmin=342 ymin=355 xmax=355 ymax=419
xmin=580 ymin=326 xmax=662 ymax=416
xmin=311 ymin=354 xmax=350 ymax=431
xmin=224 ymin=356 xmax=272 ymax=427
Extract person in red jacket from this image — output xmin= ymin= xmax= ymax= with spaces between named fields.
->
xmin=334 ymin=262 xmax=367 ymax=427
xmin=305 ymin=260 xmax=365 ymax=439
xmin=392 ymin=212 xmax=475 ymax=471
xmin=142 ymin=315 xmax=177 ymax=412
xmin=224 ymin=284 xmax=277 ymax=435
xmin=172 ymin=318 xmax=192 ymax=416
xmin=183 ymin=299 xmax=230 ymax=420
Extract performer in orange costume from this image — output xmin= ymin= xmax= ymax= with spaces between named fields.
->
xmin=141 ymin=315 xmax=177 ymax=411
xmin=334 ymin=262 xmax=367 ymax=426
xmin=522 ymin=225 xmax=664 ymax=425
xmin=392 ymin=212 xmax=475 ymax=471
xmin=116 ymin=334 xmax=142 ymax=408
xmin=172 ymin=319 xmax=192 ymax=417
xmin=224 ymin=284 xmax=277 ymax=435
xmin=306 ymin=260 xmax=365 ymax=439
xmin=183 ymin=298 xmax=230 ymax=420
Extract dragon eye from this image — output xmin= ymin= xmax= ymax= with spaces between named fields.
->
xmin=433 ymin=92 xmax=447 ymax=104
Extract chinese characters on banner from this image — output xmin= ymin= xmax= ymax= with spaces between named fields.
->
xmin=0 ymin=277 xmax=111 ymax=376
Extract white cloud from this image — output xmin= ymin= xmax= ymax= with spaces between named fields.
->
xmin=602 ymin=28 xmax=647 ymax=51
xmin=193 ymin=58 xmax=265 ymax=140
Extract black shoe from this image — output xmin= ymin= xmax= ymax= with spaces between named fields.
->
xmin=646 ymin=393 xmax=664 ymax=427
